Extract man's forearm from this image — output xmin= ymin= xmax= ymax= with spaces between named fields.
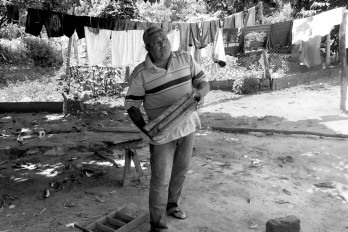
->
xmin=196 ymin=81 xmax=210 ymax=97
xmin=127 ymin=106 xmax=148 ymax=135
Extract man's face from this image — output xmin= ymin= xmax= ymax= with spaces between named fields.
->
xmin=146 ymin=30 xmax=171 ymax=63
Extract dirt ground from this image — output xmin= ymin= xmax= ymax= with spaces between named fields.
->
xmin=1 ymin=74 xmax=348 ymax=232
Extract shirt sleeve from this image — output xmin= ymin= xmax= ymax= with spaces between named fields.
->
xmin=189 ymin=53 xmax=208 ymax=88
xmin=124 ymin=70 xmax=145 ymax=110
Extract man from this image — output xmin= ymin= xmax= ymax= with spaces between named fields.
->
xmin=124 ymin=26 xmax=210 ymax=232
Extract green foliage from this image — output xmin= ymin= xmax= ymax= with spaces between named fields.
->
xmin=0 ymin=38 xmax=27 ymax=64
xmin=22 ymin=36 xmax=62 ymax=67
xmin=137 ymin=0 xmax=209 ymax=23
xmin=0 ymin=23 xmax=25 ymax=39
xmin=98 ymin=0 xmax=140 ymax=19
xmin=65 ymin=66 xmax=124 ymax=98
xmin=262 ymin=3 xmax=293 ymax=24
xmin=291 ymin=0 xmax=347 ymax=17
xmin=233 ymin=74 xmax=260 ymax=95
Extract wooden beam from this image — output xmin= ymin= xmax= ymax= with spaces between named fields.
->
xmin=339 ymin=10 xmax=348 ymax=112
xmin=212 ymin=127 xmax=348 ymax=139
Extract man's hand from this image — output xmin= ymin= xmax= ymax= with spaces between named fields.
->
xmin=192 ymin=91 xmax=204 ymax=109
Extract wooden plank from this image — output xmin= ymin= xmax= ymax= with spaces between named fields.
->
xmin=96 ymin=222 xmax=115 ymax=232
xmin=143 ymin=93 xmax=191 ymax=132
xmin=115 ymin=211 xmax=135 ymax=223
xmin=94 ymin=127 xmax=140 ymax=133
xmin=148 ymin=96 xmax=196 ymax=137
xmin=152 ymin=101 xmax=197 ymax=139
xmin=212 ymin=127 xmax=348 ymax=139
xmin=0 ymin=102 xmax=64 ymax=113
xmin=339 ymin=10 xmax=348 ymax=112
xmin=107 ymin=216 xmax=126 ymax=228
xmin=114 ymin=213 xmax=147 ymax=232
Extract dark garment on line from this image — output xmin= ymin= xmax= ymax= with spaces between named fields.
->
xmin=223 ymin=28 xmax=241 ymax=56
xmin=44 ymin=11 xmax=64 ymax=37
xmin=177 ymin=22 xmax=190 ymax=52
xmin=25 ymin=8 xmax=45 ymax=36
xmin=25 ymin=8 xmax=64 ymax=38
xmin=201 ymin=21 xmax=212 ymax=46
xmin=75 ymin=16 xmax=90 ymax=39
xmin=267 ymin=20 xmax=293 ymax=49
xmin=6 ymin=5 xmax=19 ymax=24
xmin=189 ymin=22 xmax=207 ymax=49
xmin=63 ymin=14 xmax=76 ymax=38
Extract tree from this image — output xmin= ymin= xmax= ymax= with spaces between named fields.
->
xmin=291 ymin=0 xmax=347 ymax=17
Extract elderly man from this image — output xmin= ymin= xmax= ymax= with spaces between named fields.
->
xmin=124 ymin=26 xmax=210 ymax=232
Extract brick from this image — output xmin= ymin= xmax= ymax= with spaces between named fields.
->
xmin=266 ymin=215 xmax=300 ymax=232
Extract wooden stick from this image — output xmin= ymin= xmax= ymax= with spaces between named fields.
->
xmin=339 ymin=10 xmax=348 ymax=112
xmin=212 ymin=127 xmax=348 ymax=139
xmin=94 ymin=127 xmax=140 ymax=133
xmin=143 ymin=93 xmax=190 ymax=132
xmin=95 ymin=151 xmax=119 ymax=168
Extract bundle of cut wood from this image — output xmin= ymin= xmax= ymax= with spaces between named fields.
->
xmin=143 ymin=93 xmax=197 ymax=138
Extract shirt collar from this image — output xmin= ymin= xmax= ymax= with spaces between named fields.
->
xmin=144 ymin=51 xmax=176 ymax=69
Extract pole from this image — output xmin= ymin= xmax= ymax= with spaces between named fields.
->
xmin=65 ymin=5 xmax=75 ymax=75
xmin=325 ymin=34 xmax=331 ymax=69
xmin=339 ymin=10 xmax=348 ymax=112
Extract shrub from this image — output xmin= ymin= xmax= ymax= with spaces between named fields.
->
xmin=233 ymin=75 xmax=260 ymax=95
xmin=0 ymin=38 xmax=27 ymax=64
xmin=0 ymin=24 xmax=26 ymax=40
xmin=22 ymin=36 xmax=63 ymax=67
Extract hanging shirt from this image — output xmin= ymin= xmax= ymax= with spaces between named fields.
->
xmin=246 ymin=6 xmax=256 ymax=27
xmin=111 ymin=30 xmax=147 ymax=67
xmin=84 ymin=27 xmax=111 ymax=66
xmin=223 ymin=15 xmax=235 ymax=29
xmin=298 ymin=35 xmax=322 ymax=68
xmin=312 ymin=7 xmax=344 ymax=38
xmin=167 ymin=29 xmax=181 ymax=51
xmin=234 ymin=12 xmax=244 ymax=28
xmin=6 ymin=5 xmax=19 ymax=24
xmin=212 ymin=27 xmax=226 ymax=67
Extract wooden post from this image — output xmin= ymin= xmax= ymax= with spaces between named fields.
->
xmin=125 ymin=66 xmax=130 ymax=82
xmin=339 ymin=10 xmax=348 ymax=112
xmin=325 ymin=34 xmax=331 ymax=69
xmin=65 ymin=5 xmax=75 ymax=75
xmin=259 ymin=1 xmax=263 ymax=25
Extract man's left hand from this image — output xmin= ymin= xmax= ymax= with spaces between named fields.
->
xmin=192 ymin=91 xmax=204 ymax=109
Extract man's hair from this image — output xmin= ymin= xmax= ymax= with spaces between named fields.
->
xmin=143 ymin=26 xmax=165 ymax=46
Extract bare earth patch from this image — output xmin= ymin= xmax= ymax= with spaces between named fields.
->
xmin=1 ymin=74 xmax=348 ymax=232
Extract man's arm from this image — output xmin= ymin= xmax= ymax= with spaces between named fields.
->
xmin=127 ymin=106 xmax=151 ymax=138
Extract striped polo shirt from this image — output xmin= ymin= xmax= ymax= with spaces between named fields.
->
xmin=124 ymin=50 xmax=208 ymax=144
